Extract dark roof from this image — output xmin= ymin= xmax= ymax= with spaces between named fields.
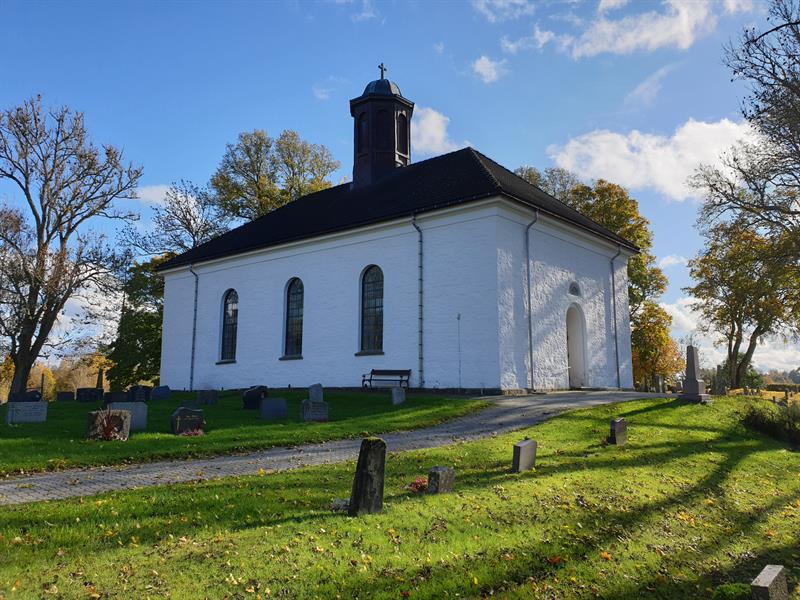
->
xmin=361 ymin=78 xmax=403 ymax=97
xmin=158 ymin=148 xmax=638 ymax=272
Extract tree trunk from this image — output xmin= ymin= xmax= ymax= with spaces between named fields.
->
xmin=735 ymin=330 xmax=762 ymax=388
xmin=9 ymin=352 xmax=33 ymax=397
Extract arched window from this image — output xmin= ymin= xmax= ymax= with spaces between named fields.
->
xmin=284 ymin=278 xmax=304 ymax=357
xmin=357 ymin=113 xmax=368 ymax=153
xmin=360 ymin=266 xmax=384 ymax=352
xmin=221 ymin=289 xmax=238 ymax=361
xmin=397 ymin=113 xmax=408 ymax=155
xmin=376 ymin=110 xmax=391 ymax=149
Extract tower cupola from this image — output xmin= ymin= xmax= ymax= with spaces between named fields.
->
xmin=350 ymin=63 xmax=414 ymax=188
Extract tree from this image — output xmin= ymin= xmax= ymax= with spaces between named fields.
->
xmin=124 ymin=180 xmax=230 ymax=255
xmin=686 ymin=222 xmax=800 ymax=388
xmin=210 ymin=129 xmax=340 ymax=221
xmin=513 ymin=165 xmax=582 ymax=201
xmin=631 ymin=301 xmax=683 ymax=390
xmin=717 ymin=354 xmax=765 ymax=390
xmin=564 ymin=180 xmax=667 ymax=318
xmin=106 ymin=256 xmax=167 ymax=390
xmin=0 ymin=96 xmax=141 ymax=397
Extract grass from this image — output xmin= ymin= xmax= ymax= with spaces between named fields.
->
xmin=1 ymin=396 xmax=798 ymax=599
xmin=0 ymin=390 xmax=486 ymax=476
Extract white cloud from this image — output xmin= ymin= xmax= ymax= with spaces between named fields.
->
xmin=350 ymin=0 xmax=378 ymax=22
xmin=412 ymin=107 xmax=465 ymax=157
xmin=313 ymin=86 xmax=332 ymax=100
xmin=472 ymin=0 xmax=535 ymax=22
xmin=547 ymin=118 xmax=753 ymax=201
xmin=625 ymin=64 xmax=675 ymax=107
xmin=723 ymin=0 xmax=753 ymax=13
xmin=472 ymin=55 xmax=508 ymax=83
xmin=658 ymin=254 xmax=689 ymax=269
xmin=135 ymin=184 xmax=169 ymax=205
xmin=501 ymin=24 xmax=556 ymax=54
xmin=598 ymin=0 xmax=629 ymax=13
xmin=434 ymin=41 xmax=445 ymax=54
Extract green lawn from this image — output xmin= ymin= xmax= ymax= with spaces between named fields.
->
xmin=0 ymin=390 xmax=486 ymax=475
xmin=1 ymin=396 xmax=798 ymax=599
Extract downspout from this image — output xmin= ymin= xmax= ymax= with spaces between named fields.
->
xmin=188 ymin=264 xmax=199 ymax=392
xmin=411 ymin=215 xmax=425 ymax=388
xmin=525 ymin=210 xmax=539 ymax=391
xmin=610 ymin=245 xmax=622 ymax=389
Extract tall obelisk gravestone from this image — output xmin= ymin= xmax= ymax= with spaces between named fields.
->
xmin=679 ymin=345 xmax=712 ymax=404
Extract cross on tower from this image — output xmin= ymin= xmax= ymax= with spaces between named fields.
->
xmin=378 ymin=62 xmax=387 ymax=79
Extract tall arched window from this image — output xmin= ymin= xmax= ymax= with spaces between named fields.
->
xmin=360 ymin=266 xmax=384 ymax=353
xmin=397 ymin=113 xmax=408 ymax=155
xmin=220 ymin=289 xmax=238 ymax=361
xmin=284 ymin=278 xmax=304 ymax=357
xmin=357 ymin=113 xmax=368 ymax=153
xmin=376 ymin=110 xmax=391 ymax=149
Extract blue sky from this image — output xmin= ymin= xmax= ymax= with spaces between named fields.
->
xmin=2 ymin=0 xmax=796 ymax=370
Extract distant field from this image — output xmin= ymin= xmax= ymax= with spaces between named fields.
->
xmin=0 ymin=389 xmax=486 ymax=475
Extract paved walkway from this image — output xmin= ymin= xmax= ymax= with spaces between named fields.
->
xmin=0 ymin=391 xmax=665 ymax=505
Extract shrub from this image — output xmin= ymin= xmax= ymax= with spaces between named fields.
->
xmin=742 ymin=399 xmax=800 ymax=447
xmin=711 ymin=583 xmax=751 ymax=600
xmin=765 ymin=383 xmax=800 ymax=393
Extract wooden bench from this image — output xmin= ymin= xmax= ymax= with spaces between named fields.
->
xmin=362 ymin=369 xmax=412 ymax=388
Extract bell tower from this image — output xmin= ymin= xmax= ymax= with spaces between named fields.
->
xmin=350 ymin=63 xmax=414 ymax=188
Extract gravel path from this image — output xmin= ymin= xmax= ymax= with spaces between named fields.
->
xmin=0 ymin=391 xmax=664 ymax=505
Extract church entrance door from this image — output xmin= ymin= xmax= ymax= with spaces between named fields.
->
xmin=566 ymin=305 xmax=586 ymax=389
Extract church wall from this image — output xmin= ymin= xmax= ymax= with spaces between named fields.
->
xmin=495 ymin=205 xmax=635 ymax=390
xmin=159 ymin=204 xmax=502 ymax=391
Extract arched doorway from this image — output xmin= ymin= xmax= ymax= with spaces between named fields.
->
xmin=566 ymin=304 xmax=586 ymax=389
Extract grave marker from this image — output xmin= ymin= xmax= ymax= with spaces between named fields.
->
xmin=8 ymin=389 xmax=42 ymax=403
xmin=56 ymin=391 xmax=74 ymax=402
xmin=302 ymin=398 xmax=329 ymax=422
xmin=512 ymin=438 xmax=537 ymax=472
xmin=751 ymin=565 xmax=788 ymax=600
xmin=6 ymin=401 xmax=47 ymax=424
xmin=391 ymin=387 xmax=406 ymax=405
xmin=194 ymin=390 xmax=218 ymax=406
xmin=348 ymin=437 xmax=386 ymax=516
xmin=678 ymin=345 xmax=711 ymax=404
xmin=126 ymin=385 xmax=152 ymax=403
xmin=87 ymin=409 xmax=131 ymax=441
xmin=260 ymin=397 xmax=287 ymax=421
xmin=108 ymin=402 xmax=148 ymax=431
xmin=309 ymin=383 xmax=324 ymax=403
xmin=609 ymin=418 xmax=627 ymax=446
xmin=151 ymin=385 xmax=171 ymax=401
xmin=76 ymin=387 xmax=102 ymax=403
xmin=171 ymin=407 xmax=205 ymax=435
xmin=427 ymin=466 xmax=455 ymax=494
xmin=242 ymin=386 xmax=268 ymax=410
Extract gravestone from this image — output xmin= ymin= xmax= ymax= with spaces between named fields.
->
xmin=512 ymin=438 xmax=537 ymax=472
xmin=76 ymin=387 xmax=102 ymax=403
xmin=87 ymin=409 xmax=131 ymax=441
xmin=103 ymin=391 xmax=126 ymax=405
xmin=427 ymin=466 xmax=455 ymax=494
xmin=609 ymin=417 xmax=627 ymax=446
xmin=242 ymin=386 xmax=268 ymax=410
xmin=171 ymin=407 xmax=205 ymax=435
xmin=751 ymin=565 xmax=788 ymax=600
xmin=8 ymin=389 xmax=42 ymax=402
xmin=126 ymin=385 xmax=152 ymax=403
xmin=678 ymin=345 xmax=711 ymax=404
xmin=260 ymin=397 xmax=287 ymax=421
xmin=151 ymin=385 xmax=171 ymax=401
xmin=302 ymin=398 xmax=329 ymax=422
xmin=348 ymin=437 xmax=386 ymax=516
xmin=194 ymin=389 xmax=218 ymax=406
xmin=391 ymin=387 xmax=406 ymax=405
xmin=309 ymin=383 xmax=324 ymax=403
xmin=6 ymin=401 xmax=47 ymax=424
xmin=108 ymin=402 xmax=148 ymax=431
xmin=56 ymin=391 xmax=74 ymax=402
xmin=95 ymin=368 xmax=104 ymax=390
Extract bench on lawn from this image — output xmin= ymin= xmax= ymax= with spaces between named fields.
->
xmin=362 ymin=369 xmax=412 ymax=388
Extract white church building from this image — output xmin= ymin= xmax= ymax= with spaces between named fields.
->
xmin=157 ymin=74 xmax=636 ymax=393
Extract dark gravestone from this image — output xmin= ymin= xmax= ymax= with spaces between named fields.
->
xmin=77 ymin=387 xmax=102 ymax=403
xmin=108 ymin=402 xmax=148 ymax=431
xmin=678 ymin=345 xmax=711 ymax=404
xmin=609 ymin=418 xmax=627 ymax=446
xmin=309 ymin=383 xmax=324 ymax=403
xmin=391 ymin=387 xmax=406 ymax=405
xmin=171 ymin=407 xmax=205 ymax=435
xmin=6 ymin=401 xmax=47 ymax=424
xmin=427 ymin=466 xmax=455 ymax=494
xmin=151 ymin=385 xmax=171 ymax=401
xmin=8 ymin=389 xmax=42 ymax=403
xmin=103 ymin=391 xmax=126 ymax=405
xmin=752 ymin=565 xmax=789 ymax=600
xmin=348 ymin=437 xmax=386 ymax=516
xmin=193 ymin=390 xmax=218 ymax=406
xmin=512 ymin=438 xmax=537 ymax=473
xmin=126 ymin=385 xmax=152 ymax=403
xmin=87 ymin=409 xmax=131 ymax=441
xmin=56 ymin=391 xmax=74 ymax=402
xmin=302 ymin=398 xmax=329 ymax=422
xmin=243 ymin=386 xmax=268 ymax=410
xmin=260 ymin=397 xmax=287 ymax=421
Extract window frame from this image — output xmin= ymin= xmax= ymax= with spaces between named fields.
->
xmin=358 ymin=265 xmax=384 ymax=355
xmin=283 ymin=277 xmax=304 ymax=359
xmin=219 ymin=288 xmax=239 ymax=362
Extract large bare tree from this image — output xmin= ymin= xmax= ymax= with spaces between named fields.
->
xmin=0 ymin=96 xmax=141 ymax=397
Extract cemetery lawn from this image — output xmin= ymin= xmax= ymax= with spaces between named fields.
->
xmin=0 ymin=390 xmax=487 ymax=475
xmin=2 ymin=397 xmax=799 ymax=599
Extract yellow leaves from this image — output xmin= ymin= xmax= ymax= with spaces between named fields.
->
xmin=599 ymin=551 xmax=612 ymax=561
xmin=257 ymin=468 xmax=266 ymax=477
xmin=704 ymin=498 xmax=715 ymax=506
xmin=473 ymin=576 xmax=479 ymax=586
xmin=675 ymin=511 xmax=697 ymax=527
xmin=766 ymin=529 xmax=776 ymax=538
xmin=313 ymin=546 xmax=326 ymax=554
